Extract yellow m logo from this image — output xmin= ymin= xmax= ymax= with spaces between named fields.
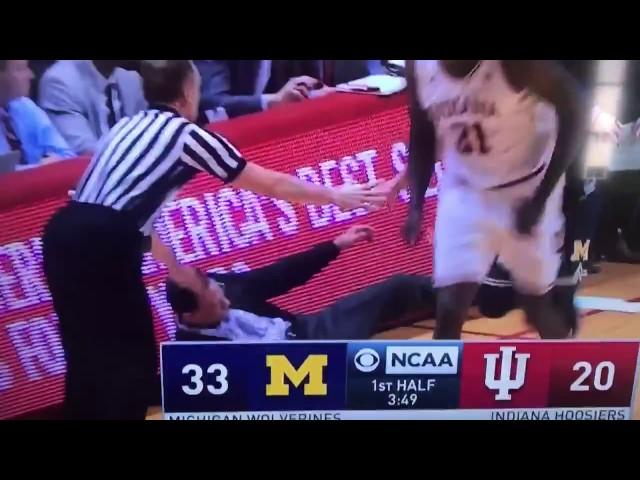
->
xmin=265 ymin=354 xmax=328 ymax=396
xmin=570 ymin=240 xmax=590 ymax=263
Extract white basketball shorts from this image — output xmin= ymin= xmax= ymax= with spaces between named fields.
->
xmin=433 ymin=174 xmax=565 ymax=295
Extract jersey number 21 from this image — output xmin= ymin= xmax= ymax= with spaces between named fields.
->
xmin=456 ymin=122 xmax=490 ymax=155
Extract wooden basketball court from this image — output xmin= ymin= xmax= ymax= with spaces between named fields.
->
xmin=147 ymin=262 xmax=640 ymax=420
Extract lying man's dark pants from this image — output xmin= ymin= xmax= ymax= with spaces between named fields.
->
xmin=291 ymin=274 xmax=435 ymax=340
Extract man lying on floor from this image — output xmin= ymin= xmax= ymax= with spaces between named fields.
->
xmin=166 ymin=212 xmax=590 ymax=343
xmin=166 ymin=225 xmax=435 ymax=341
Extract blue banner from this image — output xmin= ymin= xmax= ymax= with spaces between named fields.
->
xmin=161 ymin=340 xmax=464 ymax=414
xmin=162 ymin=342 xmax=347 ymax=413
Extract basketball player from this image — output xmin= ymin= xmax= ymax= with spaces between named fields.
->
xmin=478 ymin=172 xmax=595 ymax=336
xmin=390 ymin=60 xmax=587 ymax=339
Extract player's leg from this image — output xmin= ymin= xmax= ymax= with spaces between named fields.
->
xmin=434 ymin=283 xmax=480 ymax=339
xmin=503 ymin=180 xmax=571 ymax=339
xmin=432 ymin=185 xmax=495 ymax=339
xmin=518 ymin=292 xmax=570 ymax=339
xmin=552 ymin=284 xmax=579 ymax=337
xmin=553 ymin=174 xmax=592 ymax=336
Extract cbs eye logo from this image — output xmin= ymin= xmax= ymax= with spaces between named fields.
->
xmin=354 ymin=348 xmax=380 ymax=373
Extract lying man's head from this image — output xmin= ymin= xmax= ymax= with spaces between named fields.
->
xmin=166 ymin=267 xmax=230 ymax=327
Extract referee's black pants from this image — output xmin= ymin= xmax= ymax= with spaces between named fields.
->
xmin=42 ymin=202 xmax=157 ymax=420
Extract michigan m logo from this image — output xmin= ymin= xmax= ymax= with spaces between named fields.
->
xmin=570 ymin=240 xmax=590 ymax=263
xmin=266 ymin=355 xmax=328 ymax=396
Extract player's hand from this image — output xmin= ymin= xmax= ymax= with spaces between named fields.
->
xmin=515 ymin=198 xmax=544 ymax=236
xmin=332 ymin=182 xmax=386 ymax=211
xmin=333 ymin=225 xmax=375 ymax=250
xmin=402 ymin=209 xmax=423 ymax=245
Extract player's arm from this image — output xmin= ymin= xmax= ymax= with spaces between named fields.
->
xmin=505 ymin=61 xmax=589 ymax=233
xmin=402 ymin=60 xmax=437 ymax=245
xmin=234 ymin=162 xmax=384 ymax=211
xmin=521 ymin=60 xmax=587 ymax=202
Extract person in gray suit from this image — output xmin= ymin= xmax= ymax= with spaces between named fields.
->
xmin=194 ymin=60 xmax=325 ymax=120
xmin=39 ymin=60 xmax=147 ymax=155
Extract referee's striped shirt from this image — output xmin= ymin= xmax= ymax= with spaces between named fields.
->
xmin=74 ymin=104 xmax=246 ymax=234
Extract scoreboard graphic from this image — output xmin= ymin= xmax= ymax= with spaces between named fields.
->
xmin=160 ymin=340 xmax=640 ymax=420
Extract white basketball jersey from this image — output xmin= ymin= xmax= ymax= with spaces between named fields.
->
xmin=414 ymin=60 xmax=558 ymax=190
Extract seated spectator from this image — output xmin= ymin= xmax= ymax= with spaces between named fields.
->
xmin=194 ymin=60 xmax=332 ymax=121
xmin=593 ymin=61 xmax=640 ymax=262
xmin=28 ymin=60 xmax=57 ymax=99
xmin=596 ymin=126 xmax=640 ymax=263
xmin=166 ymin=225 xmax=435 ymax=341
xmin=0 ymin=60 xmax=74 ymax=168
xmin=39 ymin=60 xmax=146 ymax=155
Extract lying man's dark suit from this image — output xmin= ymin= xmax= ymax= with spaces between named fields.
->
xmin=168 ymin=241 xmax=434 ymax=342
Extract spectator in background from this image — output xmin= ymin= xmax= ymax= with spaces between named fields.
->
xmin=39 ymin=60 xmax=146 ymax=155
xmin=194 ymin=60 xmax=332 ymax=121
xmin=558 ymin=60 xmax=626 ymax=271
xmin=596 ymin=60 xmax=640 ymax=262
xmin=0 ymin=60 xmax=74 ymax=168
xmin=28 ymin=60 xmax=57 ymax=99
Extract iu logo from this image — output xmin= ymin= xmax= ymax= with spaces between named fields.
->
xmin=484 ymin=346 xmax=530 ymax=401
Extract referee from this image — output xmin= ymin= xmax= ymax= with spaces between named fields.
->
xmin=42 ymin=60 xmax=384 ymax=420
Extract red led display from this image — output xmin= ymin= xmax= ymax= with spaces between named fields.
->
xmin=0 ymin=94 xmax=438 ymax=419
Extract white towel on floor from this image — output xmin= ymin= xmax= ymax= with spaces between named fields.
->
xmin=575 ymin=296 xmax=640 ymax=313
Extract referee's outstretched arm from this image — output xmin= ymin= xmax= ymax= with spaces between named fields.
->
xmin=179 ymin=120 xmax=387 ymax=212
xmin=232 ymin=161 xmax=384 ymax=211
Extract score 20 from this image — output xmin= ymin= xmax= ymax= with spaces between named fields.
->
xmin=460 ymin=342 xmax=639 ymax=409
xmin=548 ymin=342 xmax=639 ymax=408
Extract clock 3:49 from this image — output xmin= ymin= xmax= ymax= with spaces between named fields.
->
xmin=387 ymin=393 xmax=418 ymax=407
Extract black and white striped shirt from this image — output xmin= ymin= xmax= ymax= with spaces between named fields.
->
xmin=74 ymin=105 xmax=246 ymax=234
